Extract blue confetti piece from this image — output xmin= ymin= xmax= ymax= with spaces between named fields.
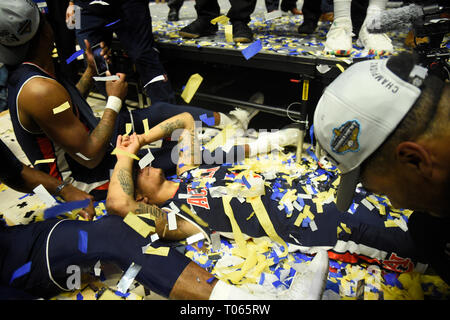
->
xmin=205 ymin=182 xmax=213 ymax=189
xmin=76 ymin=292 xmax=83 ymax=300
xmin=105 ymin=19 xmax=121 ymax=27
xmin=66 ymin=49 xmax=84 ymax=64
xmin=259 ymin=273 xmax=265 ymax=285
xmin=114 ymin=290 xmax=130 ymax=298
xmin=78 ymin=230 xmax=88 ymax=254
xmin=191 ymin=181 xmax=200 ymax=188
xmin=306 ymin=146 xmax=319 ymax=163
xmin=44 ymin=198 xmax=91 ymax=219
xmin=178 ymin=163 xmax=185 ymax=168
xmin=241 ymin=39 xmax=262 ymax=60
xmin=207 ymin=277 xmax=215 ymax=284
xmin=199 ymin=113 xmax=215 ymax=126
xmin=18 ymin=193 xmax=31 ymax=200
xmin=301 ymin=216 xmax=311 ymax=228
xmin=10 ymin=261 xmax=32 ymax=284
xmin=383 ymin=273 xmax=403 ymax=288
xmin=198 ymin=240 xmax=204 ymax=249
xmin=241 ymin=175 xmax=251 ymax=189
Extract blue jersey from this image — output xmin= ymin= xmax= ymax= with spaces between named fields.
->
xmin=163 ymin=163 xmax=424 ymax=274
xmin=7 ymin=62 xmax=115 ymax=199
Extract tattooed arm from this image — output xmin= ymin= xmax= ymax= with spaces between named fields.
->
xmin=106 ymin=134 xmax=200 ymax=239
xmin=138 ymin=112 xmax=200 ymax=176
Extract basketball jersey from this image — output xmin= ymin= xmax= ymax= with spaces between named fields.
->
xmin=7 ymin=62 xmax=115 ymax=199
xmin=164 ymin=162 xmax=424 ymax=274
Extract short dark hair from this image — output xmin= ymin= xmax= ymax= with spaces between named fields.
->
xmin=361 ymin=53 xmax=446 ymax=174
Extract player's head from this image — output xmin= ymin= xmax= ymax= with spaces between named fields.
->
xmin=314 ymin=53 xmax=449 ymax=216
xmin=0 ymin=0 xmax=53 ymax=66
xmin=134 ymin=166 xmax=168 ymax=206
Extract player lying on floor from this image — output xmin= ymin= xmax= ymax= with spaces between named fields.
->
xmin=106 ymin=112 xmax=426 ymax=275
xmin=0 ymin=127 xmax=329 ymax=300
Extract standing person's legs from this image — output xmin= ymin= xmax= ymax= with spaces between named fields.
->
xmin=115 ymin=0 xmax=175 ymax=104
xmin=179 ymin=0 xmax=220 ymax=38
xmin=46 ymin=0 xmax=78 ymax=84
xmin=298 ymin=0 xmax=322 ymax=34
xmin=227 ymin=0 xmax=257 ymax=43
xmin=265 ymin=0 xmax=279 ymax=12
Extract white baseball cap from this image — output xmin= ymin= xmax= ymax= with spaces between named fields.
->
xmin=0 ymin=0 xmax=40 ymax=66
xmin=313 ymin=57 xmax=428 ymax=212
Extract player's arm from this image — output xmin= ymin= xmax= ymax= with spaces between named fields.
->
xmin=76 ymin=39 xmax=111 ymax=98
xmin=106 ymin=134 xmax=195 ymax=239
xmin=138 ymin=112 xmax=200 ymax=176
xmin=18 ymin=74 xmax=127 ymax=169
xmin=0 ymin=141 xmax=94 ymax=219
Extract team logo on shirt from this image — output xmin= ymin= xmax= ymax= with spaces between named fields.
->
xmin=186 ymin=166 xmax=220 ymax=210
xmin=330 ymin=120 xmax=360 ymax=155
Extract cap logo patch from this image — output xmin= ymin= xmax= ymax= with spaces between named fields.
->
xmin=330 ymin=120 xmax=360 ymax=155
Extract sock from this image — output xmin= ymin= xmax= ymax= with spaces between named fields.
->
xmin=367 ymin=0 xmax=387 ymax=17
xmin=333 ymin=0 xmax=352 ymax=21
xmin=209 ymin=280 xmax=274 ymax=300
xmin=216 ymin=112 xmax=236 ymax=129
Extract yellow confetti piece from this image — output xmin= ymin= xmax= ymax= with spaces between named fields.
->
xmin=123 ymin=123 xmax=133 ymax=136
xmin=34 ymin=158 xmax=55 ymax=165
xmin=210 ymin=15 xmax=229 ymax=25
xmin=315 ymin=201 xmax=323 ymax=213
xmin=222 ymin=195 xmax=248 ymax=256
xmin=302 ymin=79 xmax=309 ymax=101
xmin=204 ymin=125 xmax=236 ymax=152
xmin=336 ymin=63 xmax=345 ymax=73
xmin=145 ymin=246 xmax=170 ymax=257
xmin=180 ymin=204 xmax=209 ymax=227
xmin=225 ymin=24 xmax=233 ymax=43
xmin=123 ymin=212 xmax=154 ymax=238
xmin=294 ymin=212 xmax=304 ymax=227
xmin=142 ymin=118 xmax=150 ymax=134
xmin=52 ymin=101 xmax=71 ymax=114
xmin=340 ymin=222 xmax=351 ymax=234
xmin=248 ymin=196 xmax=288 ymax=257
xmin=384 ymin=220 xmax=398 ymax=228
xmin=111 ymin=148 xmax=140 ymax=161
xmin=181 ymin=73 xmax=203 ymax=104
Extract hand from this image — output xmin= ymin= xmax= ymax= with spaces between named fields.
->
xmin=115 ymin=133 xmax=143 ymax=159
xmin=106 ymin=72 xmax=128 ymax=100
xmin=83 ymin=39 xmax=112 ymax=73
xmin=65 ymin=2 xmax=76 ymax=28
xmin=59 ymin=185 xmax=95 ymax=220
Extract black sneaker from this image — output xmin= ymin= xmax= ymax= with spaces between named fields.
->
xmin=179 ymin=18 xmax=218 ymax=38
xmin=297 ymin=20 xmax=318 ymax=35
xmin=232 ymin=21 xmax=253 ymax=43
xmin=168 ymin=8 xmax=179 ymax=22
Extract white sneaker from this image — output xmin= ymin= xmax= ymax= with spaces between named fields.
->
xmin=357 ymin=21 xmax=393 ymax=54
xmin=228 ymin=92 xmax=263 ymax=130
xmin=283 ymin=250 xmax=329 ymax=300
xmin=229 ymin=107 xmax=260 ymax=130
xmin=324 ymin=18 xmax=353 ymax=56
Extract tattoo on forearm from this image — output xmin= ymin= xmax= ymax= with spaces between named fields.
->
xmin=117 ymin=168 xmax=134 ymax=196
xmin=159 ymin=119 xmax=184 ymax=137
xmin=135 ymin=202 xmax=166 ymax=220
xmin=76 ymin=72 xmax=94 ymax=98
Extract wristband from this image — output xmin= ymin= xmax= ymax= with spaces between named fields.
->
xmin=105 ymin=96 xmax=122 ymax=113
xmin=55 ymin=180 xmax=70 ymax=196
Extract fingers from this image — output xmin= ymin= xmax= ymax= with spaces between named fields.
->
xmin=84 ymin=39 xmax=91 ymax=52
